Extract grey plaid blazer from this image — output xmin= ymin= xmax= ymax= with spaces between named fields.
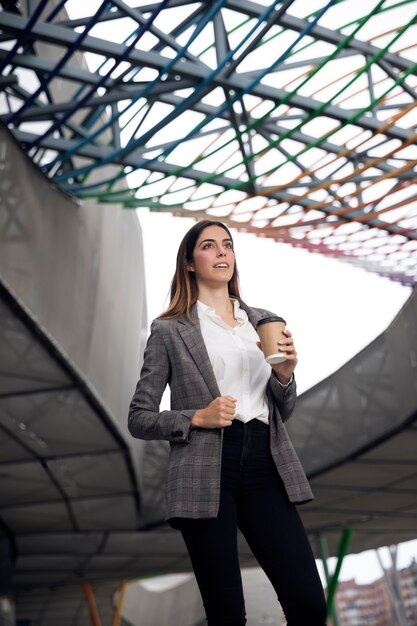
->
xmin=128 ymin=299 xmax=313 ymax=520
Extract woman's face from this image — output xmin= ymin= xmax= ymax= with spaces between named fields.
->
xmin=188 ymin=225 xmax=235 ymax=287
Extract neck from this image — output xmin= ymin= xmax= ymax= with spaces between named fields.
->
xmin=197 ymin=284 xmax=234 ymax=316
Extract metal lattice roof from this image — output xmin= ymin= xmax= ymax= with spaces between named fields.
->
xmin=0 ymin=0 xmax=416 ymax=284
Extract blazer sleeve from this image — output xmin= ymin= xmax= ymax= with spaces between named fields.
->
xmin=267 ymin=372 xmax=297 ymax=423
xmin=128 ymin=319 xmax=195 ymax=443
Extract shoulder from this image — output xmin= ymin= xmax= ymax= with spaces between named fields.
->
xmin=145 ymin=318 xmax=181 ymax=356
xmin=150 ymin=317 xmax=178 ymax=335
xmin=248 ymin=305 xmax=277 ymax=318
xmin=150 ymin=315 xmax=195 ymax=338
xmin=238 ymin=299 xmax=280 ymax=323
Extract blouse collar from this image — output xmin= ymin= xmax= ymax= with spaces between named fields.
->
xmin=196 ymin=297 xmax=247 ymax=326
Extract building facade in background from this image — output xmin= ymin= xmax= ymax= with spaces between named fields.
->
xmin=334 ymin=561 xmax=417 ymax=626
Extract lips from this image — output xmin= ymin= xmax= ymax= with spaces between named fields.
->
xmin=213 ymin=263 xmax=229 ymax=268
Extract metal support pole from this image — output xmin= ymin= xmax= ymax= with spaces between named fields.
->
xmin=82 ymin=583 xmax=103 ymax=626
xmin=317 ymin=533 xmax=340 ymax=626
xmin=317 ymin=534 xmax=340 ymax=626
xmin=317 ymin=534 xmax=331 ymax=586
xmin=326 ymin=528 xmax=353 ymax=619
xmin=112 ymin=580 xmax=129 ymax=626
xmin=376 ymin=546 xmax=409 ymax=626
xmin=317 ymin=530 xmax=353 ymax=626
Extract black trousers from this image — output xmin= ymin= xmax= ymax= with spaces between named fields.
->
xmin=171 ymin=418 xmax=327 ymax=626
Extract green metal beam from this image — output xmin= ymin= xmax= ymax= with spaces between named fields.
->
xmin=317 ymin=529 xmax=353 ymax=625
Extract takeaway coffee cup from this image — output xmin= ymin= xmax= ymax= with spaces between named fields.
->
xmin=256 ymin=316 xmax=287 ymax=365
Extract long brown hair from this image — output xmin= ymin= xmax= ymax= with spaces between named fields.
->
xmin=158 ymin=220 xmax=241 ymax=320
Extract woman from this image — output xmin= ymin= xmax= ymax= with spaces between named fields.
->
xmin=128 ymin=220 xmax=327 ymax=626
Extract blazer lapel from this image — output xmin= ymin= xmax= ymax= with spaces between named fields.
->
xmin=237 ymin=298 xmax=268 ymax=330
xmin=177 ymin=305 xmax=220 ymax=399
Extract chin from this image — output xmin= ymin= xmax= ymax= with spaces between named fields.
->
xmin=205 ymin=276 xmax=232 ymax=287
xmin=215 ymin=273 xmax=233 ymax=281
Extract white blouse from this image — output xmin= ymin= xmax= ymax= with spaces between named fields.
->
xmin=196 ymin=298 xmax=272 ymax=424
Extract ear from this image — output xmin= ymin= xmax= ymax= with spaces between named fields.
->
xmin=187 ymin=263 xmax=195 ymax=272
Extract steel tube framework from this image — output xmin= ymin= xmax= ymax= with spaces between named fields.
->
xmin=0 ymin=0 xmax=416 ymax=285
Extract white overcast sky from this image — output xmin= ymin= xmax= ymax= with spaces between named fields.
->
xmin=139 ymin=209 xmax=411 ymax=394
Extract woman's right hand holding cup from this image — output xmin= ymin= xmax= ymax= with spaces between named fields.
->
xmin=191 ymin=395 xmax=236 ymax=429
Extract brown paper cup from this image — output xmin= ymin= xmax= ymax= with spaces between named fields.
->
xmin=256 ymin=316 xmax=287 ymax=365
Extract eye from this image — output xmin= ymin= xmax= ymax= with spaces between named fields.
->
xmin=202 ymin=242 xmax=214 ymax=249
xmin=225 ymin=242 xmax=233 ymax=249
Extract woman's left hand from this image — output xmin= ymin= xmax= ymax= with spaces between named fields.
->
xmin=272 ymin=328 xmax=297 ymax=384
xmin=256 ymin=328 xmax=298 ymax=385
xmin=257 ymin=328 xmax=298 ymax=385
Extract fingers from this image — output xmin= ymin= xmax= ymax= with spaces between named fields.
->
xmin=278 ymin=347 xmax=297 ymax=361
xmin=278 ymin=329 xmax=296 ymax=357
xmin=279 ymin=329 xmax=293 ymax=345
xmin=215 ymin=396 xmax=236 ymax=425
xmin=219 ymin=396 xmax=236 ymax=424
xmin=221 ymin=396 xmax=235 ymax=426
xmin=197 ymin=396 xmax=237 ymax=429
xmin=278 ymin=340 xmax=296 ymax=353
xmin=220 ymin=396 xmax=236 ymax=413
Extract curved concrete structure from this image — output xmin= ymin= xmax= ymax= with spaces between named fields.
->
xmin=0 ymin=125 xmax=146 ymax=431
xmin=290 ymin=288 xmax=417 ymax=554
xmin=0 ymin=124 xmax=147 ymax=586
